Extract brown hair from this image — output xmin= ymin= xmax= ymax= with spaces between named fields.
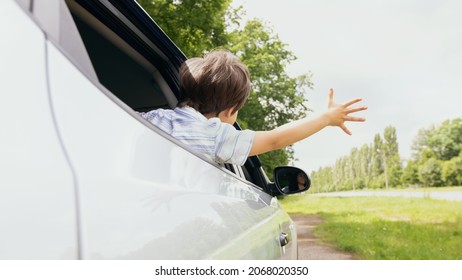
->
xmin=178 ymin=50 xmax=251 ymax=116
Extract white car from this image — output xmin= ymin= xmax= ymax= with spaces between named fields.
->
xmin=0 ymin=0 xmax=309 ymax=259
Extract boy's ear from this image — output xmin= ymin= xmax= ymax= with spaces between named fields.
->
xmin=226 ymin=107 xmax=235 ymax=117
xmin=229 ymin=105 xmax=239 ymax=116
xmin=222 ymin=106 xmax=237 ymax=117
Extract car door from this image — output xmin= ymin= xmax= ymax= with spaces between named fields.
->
xmin=0 ymin=0 xmax=78 ymax=259
xmin=227 ymin=163 xmax=298 ymax=259
xmin=35 ymin=0 xmax=291 ymax=259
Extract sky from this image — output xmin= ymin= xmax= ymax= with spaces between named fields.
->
xmin=233 ymin=0 xmax=462 ymax=173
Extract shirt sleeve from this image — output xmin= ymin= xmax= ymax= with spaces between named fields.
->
xmin=214 ymin=123 xmax=255 ymax=166
xmin=137 ymin=109 xmax=162 ymax=121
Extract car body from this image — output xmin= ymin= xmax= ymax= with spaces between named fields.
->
xmin=0 ymin=0 xmax=308 ymax=259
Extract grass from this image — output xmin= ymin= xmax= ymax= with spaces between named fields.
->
xmin=280 ymin=194 xmax=462 ymax=259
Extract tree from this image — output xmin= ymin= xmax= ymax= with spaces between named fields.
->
xmin=137 ymin=0 xmax=234 ymax=57
xmin=412 ymin=118 xmax=462 ymax=162
xmin=372 ymin=133 xmax=384 ymax=175
xmin=412 ymin=126 xmax=436 ymax=161
xmin=383 ymin=126 xmax=402 ymax=187
xmin=433 ymin=118 xmax=462 ymax=160
xmin=349 ymin=147 xmax=359 ymax=190
xmin=358 ymin=144 xmax=373 ymax=189
xmin=401 ymin=160 xmax=420 ymax=187
xmin=442 ymin=155 xmax=462 ymax=186
xmin=410 ymin=118 xmax=462 ymax=187
xmin=227 ymin=19 xmax=312 ymax=174
xmin=310 ymin=166 xmax=333 ymax=193
xmin=419 ymin=158 xmax=443 ymax=187
xmin=310 ymin=126 xmax=402 ymax=191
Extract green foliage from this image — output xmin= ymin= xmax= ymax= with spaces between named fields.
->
xmin=280 ymin=194 xmax=462 ymax=259
xmin=229 ymin=20 xmax=311 ymax=130
xmin=401 ymin=160 xmax=420 ymax=186
xmin=259 ymin=149 xmax=292 ymax=178
xmin=372 ymin=133 xmax=384 ymax=175
xmin=442 ymin=155 xmax=462 ymax=186
xmin=228 ymin=20 xmax=312 ymax=173
xmin=137 ymin=0 xmax=312 ymax=173
xmin=368 ymin=173 xmax=386 ymax=189
xmin=137 ymin=0 xmax=233 ymax=57
xmin=418 ymin=158 xmax=443 ymax=187
xmin=412 ymin=118 xmax=462 ymax=162
xmin=383 ymin=126 xmax=402 ymax=187
xmin=411 ymin=118 xmax=462 ymax=187
xmin=310 ymin=118 xmax=462 ymax=192
xmin=310 ymin=126 xmax=401 ymax=192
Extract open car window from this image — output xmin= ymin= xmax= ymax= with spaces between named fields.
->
xmin=66 ymin=0 xmax=181 ymax=111
xmin=36 ymin=0 xmax=267 ymax=191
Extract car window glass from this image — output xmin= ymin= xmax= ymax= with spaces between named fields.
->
xmin=65 ymin=0 xmax=177 ymax=111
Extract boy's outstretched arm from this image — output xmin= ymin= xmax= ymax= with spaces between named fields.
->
xmin=248 ymin=89 xmax=367 ymax=156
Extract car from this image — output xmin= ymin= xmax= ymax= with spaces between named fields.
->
xmin=0 ymin=0 xmax=310 ymax=259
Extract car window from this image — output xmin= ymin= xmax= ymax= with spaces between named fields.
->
xmin=39 ymin=0 xmax=267 ymax=190
xmin=66 ymin=0 xmax=179 ymax=111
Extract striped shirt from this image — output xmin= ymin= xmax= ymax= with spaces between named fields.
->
xmin=139 ymin=106 xmax=255 ymax=165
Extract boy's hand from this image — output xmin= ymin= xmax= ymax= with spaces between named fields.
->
xmin=250 ymin=88 xmax=367 ymax=156
xmin=326 ymin=88 xmax=367 ymax=135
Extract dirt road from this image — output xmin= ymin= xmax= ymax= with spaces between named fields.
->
xmin=290 ymin=214 xmax=356 ymax=260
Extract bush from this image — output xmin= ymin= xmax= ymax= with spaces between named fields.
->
xmin=419 ymin=159 xmax=443 ymax=187
xmin=369 ymin=174 xmax=386 ymax=189
xmin=442 ymin=156 xmax=462 ymax=186
xmin=401 ymin=160 xmax=420 ymax=187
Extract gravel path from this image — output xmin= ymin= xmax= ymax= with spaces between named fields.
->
xmin=290 ymin=214 xmax=356 ymax=260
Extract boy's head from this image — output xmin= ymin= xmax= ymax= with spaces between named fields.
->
xmin=178 ymin=50 xmax=251 ymax=117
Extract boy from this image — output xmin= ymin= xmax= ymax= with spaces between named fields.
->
xmin=140 ymin=50 xmax=367 ymax=165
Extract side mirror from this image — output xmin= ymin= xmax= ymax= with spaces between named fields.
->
xmin=270 ymin=166 xmax=311 ymax=196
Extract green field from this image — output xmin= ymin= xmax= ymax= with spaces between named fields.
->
xmin=280 ymin=192 xmax=462 ymax=259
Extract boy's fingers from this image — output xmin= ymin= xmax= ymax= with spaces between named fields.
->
xmin=340 ymin=124 xmax=352 ymax=135
xmin=328 ymin=88 xmax=334 ymax=105
xmin=346 ymin=106 xmax=368 ymax=114
xmin=343 ymin=98 xmax=363 ymax=107
xmin=344 ymin=116 xmax=366 ymax=122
